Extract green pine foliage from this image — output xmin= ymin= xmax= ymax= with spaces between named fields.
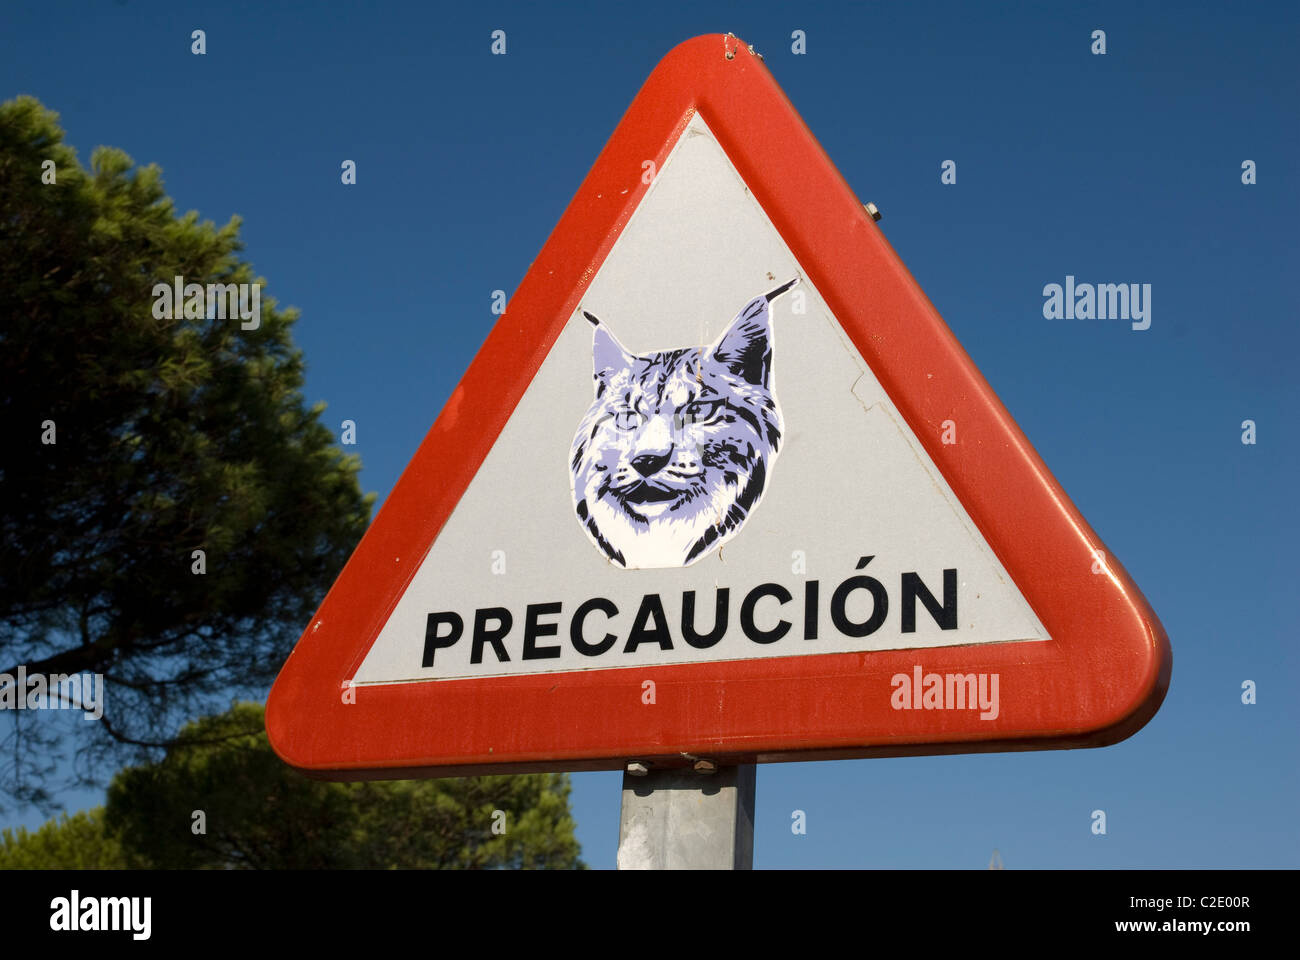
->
xmin=0 ymin=808 xmax=133 ymax=870
xmin=0 ymin=96 xmax=375 ymax=804
xmin=2 ymin=703 xmax=584 ymax=869
xmin=103 ymin=702 xmax=586 ymax=869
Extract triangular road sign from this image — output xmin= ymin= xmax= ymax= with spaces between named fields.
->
xmin=268 ymin=33 xmax=1170 ymax=779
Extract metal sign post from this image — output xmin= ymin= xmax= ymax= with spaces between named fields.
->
xmin=616 ymin=763 xmax=755 ymax=870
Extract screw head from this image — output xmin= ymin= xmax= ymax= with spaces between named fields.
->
xmin=626 ymin=761 xmax=650 ymax=777
xmin=693 ymin=759 xmax=718 ymax=774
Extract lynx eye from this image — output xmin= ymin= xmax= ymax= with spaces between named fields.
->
xmin=613 ymin=409 xmax=642 ymax=431
xmin=680 ymin=400 xmax=725 ymax=425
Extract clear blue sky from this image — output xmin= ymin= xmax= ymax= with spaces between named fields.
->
xmin=2 ymin=0 xmax=1296 ymax=867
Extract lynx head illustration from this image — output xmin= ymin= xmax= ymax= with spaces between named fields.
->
xmin=570 ymin=279 xmax=798 ymax=568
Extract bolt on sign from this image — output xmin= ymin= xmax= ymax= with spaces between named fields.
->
xmin=267 ymin=34 xmax=1170 ymax=778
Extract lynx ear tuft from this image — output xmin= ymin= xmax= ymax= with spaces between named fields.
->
xmin=764 ymin=278 xmax=799 ymax=302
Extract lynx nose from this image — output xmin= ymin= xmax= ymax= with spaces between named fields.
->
xmin=631 ymin=451 xmax=671 ymax=478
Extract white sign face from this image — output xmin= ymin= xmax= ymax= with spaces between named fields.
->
xmin=352 ymin=113 xmax=1049 ymax=685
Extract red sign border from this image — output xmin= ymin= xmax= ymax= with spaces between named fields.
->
xmin=267 ymin=34 xmax=1171 ymax=778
